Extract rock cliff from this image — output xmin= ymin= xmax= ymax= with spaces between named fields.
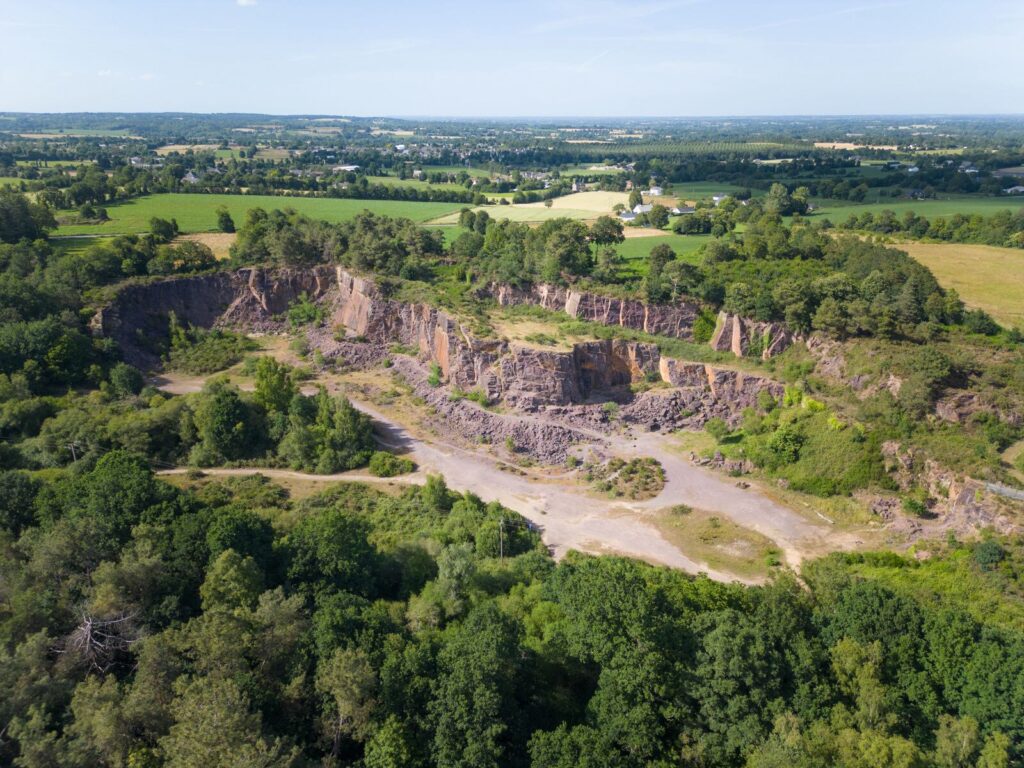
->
xmin=489 ymin=283 xmax=793 ymax=360
xmin=93 ymin=266 xmax=784 ymax=419
xmin=91 ymin=267 xmax=334 ymax=368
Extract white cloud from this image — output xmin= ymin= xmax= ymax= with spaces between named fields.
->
xmin=236 ymin=0 xmax=257 ymax=6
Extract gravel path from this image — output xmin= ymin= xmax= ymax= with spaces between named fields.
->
xmin=152 ymin=368 xmax=842 ymax=582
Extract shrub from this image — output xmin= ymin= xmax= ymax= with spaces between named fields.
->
xmin=974 ymin=540 xmax=1005 ymax=571
xmin=692 ymin=309 xmax=718 ymax=344
xmin=287 ymin=292 xmax=324 ymax=329
xmin=368 ymin=451 xmax=415 ymax=477
xmin=705 ymin=417 xmax=729 ymax=442
xmin=108 ymin=362 xmax=144 ymax=397
xmin=427 ymin=362 xmax=442 ymax=387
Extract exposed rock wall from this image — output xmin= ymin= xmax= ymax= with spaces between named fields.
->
xmin=91 ymin=267 xmax=333 ymax=368
xmin=491 ymin=283 xmax=701 ymax=342
xmin=490 ymin=283 xmax=793 ymax=360
xmin=708 ymin=311 xmax=793 ymax=360
xmin=94 ymin=267 xmax=785 ymax=420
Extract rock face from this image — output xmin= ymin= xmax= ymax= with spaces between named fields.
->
xmin=91 ymin=267 xmax=333 ymax=368
xmin=491 ymin=282 xmax=702 ymax=343
xmin=490 ymin=283 xmax=794 ymax=360
xmin=709 ymin=311 xmax=792 ymax=360
xmin=93 ymin=266 xmax=785 ymax=420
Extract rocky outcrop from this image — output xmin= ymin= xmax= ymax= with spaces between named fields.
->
xmin=490 ymin=283 xmax=794 ymax=359
xmin=91 ymin=267 xmax=332 ymax=368
xmin=709 ymin=311 xmax=792 ymax=360
xmin=94 ymin=266 xmax=787 ymax=421
xmin=491 ymin=283 xmax=700 ymax=341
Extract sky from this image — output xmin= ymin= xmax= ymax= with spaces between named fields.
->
xmin=1 ymin=0 xmax=1022 ymax=116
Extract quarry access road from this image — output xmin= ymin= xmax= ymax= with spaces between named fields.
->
xmin=156 ymin=377 xmax=838 ymax=583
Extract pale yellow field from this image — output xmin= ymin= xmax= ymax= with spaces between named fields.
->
xmin=176 ymin=232 xmax=237 ymax=260
xmin=523 ymin=190 xmax=628 ymax=212
xmin=428 ymin=191 xmax=628 ymax=225
xmin=899 ymin=242 xmax=1024 ymax=328
xmin=156 ymin=143 xmax=220 ymax=156
xmin=814 ymin=141 xmax=897 ymax=151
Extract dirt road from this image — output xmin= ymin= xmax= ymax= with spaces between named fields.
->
xmin=152 ymin=362 xmax=847 ymax=582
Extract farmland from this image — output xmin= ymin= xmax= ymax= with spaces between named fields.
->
xmin=614 ymin=234 xmax=711 ymax=275
xmin=429 ymin=190 xmax=628 ymax=225
xmin=812 ymin=196 xmax=1024 ymax=221
xmin=897 ymin=242 xmax=1024 ymax=327
xmin=54 ymin=194 xmax=467 ymax=235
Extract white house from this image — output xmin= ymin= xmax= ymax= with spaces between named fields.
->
xmin=1004 ymin=186 xmax=1024 ymax=195
xmin=333 ymin=164 xmax=360 ymax=172
xmin=671 ymin=205 xmax=695 ymax=215
xmin=181 ymin=171 xmax=200 ymax=185
xmin=711 ymin=194 xmax=729 ymax=205
xmin=633 ymin=203 xmax=653 ymax=214
xmin=619 ymin=211 xmax=638 ymax=222
xmin=907 ymin=166 xmax=920 ymax=174
xmin=646 ymin=186 xmax=664 ymax=196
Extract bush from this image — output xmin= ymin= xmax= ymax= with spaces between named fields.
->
xmin=368 ymin=451 xmax=415 ymax=477
xmin=287 ymin=292 xmax=324 ymax=329
xmin=427 ymin=362 xmax=442 ymax=387
xmin=108 ymin=362 xmax=144 ymax=397
xmin=974 ymin=539 xmax=1005 ymax=570
xmin=705 ymin=417 xmax=729 ymax=442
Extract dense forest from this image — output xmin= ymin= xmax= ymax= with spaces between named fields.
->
xmin=3 ymin=460 xmax=1024 ymax=768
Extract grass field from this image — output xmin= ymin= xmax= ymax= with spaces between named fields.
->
xmin=419 ymin=165 xmax=493 ymax=178
xmin=0 ymin=177 xmax=24 ymax=188
xmin=364 ymin=175 xmax=468 ymax=192
xmin=16 ymin=159 xmax=94 ymax=167
xmin=18 ymin=129 xmax=139 ymax=139
xmin=614 ymin=234 xmax=711 ymax=275
xmin=812 ymin=196 xmax=1024 ymax=221
xmin=669 ymin=182 xmax=761 ymax=201
xmin=54 ymin=194 xmax=468 ymax=236
xmin=559 ymin=164 xmax=627 ymax=176
xmin=896 ymin=242 xmax=1024 ymax=328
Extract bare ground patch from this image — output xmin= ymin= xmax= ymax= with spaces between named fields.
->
xmin=176 ymin=232 xmax=237 ymax=260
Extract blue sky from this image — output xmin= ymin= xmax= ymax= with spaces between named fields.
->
xmin=2 ymin=0 xmax=1022 ymax=116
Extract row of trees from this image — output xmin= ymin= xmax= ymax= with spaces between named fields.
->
xmin=836 ymin=208 xmax=1024 ymax=248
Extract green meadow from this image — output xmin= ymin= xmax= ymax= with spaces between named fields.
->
xmin=614 ymin=234 xmax=711 ymax=275
xmin=811 ymin=196 xmax=1024 ymax=221
xmin=55 ymin=194 xmax=468 ymax=236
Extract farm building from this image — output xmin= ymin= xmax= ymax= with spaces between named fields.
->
xmin=619 ymin=211 xmax=638 ymax=221
xmin=646 ymin=186 xmax=664 ymax=196
xmin=633 ymin=203 xmax=653 ymax=214
xmin=1004 ymin=186 xmax=1024 ymax=195
xmin=671 ymin=205 xmax=695 ymax=215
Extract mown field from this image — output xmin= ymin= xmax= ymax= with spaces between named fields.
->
xmin=615 ymin=234 xmax=711 ymax=275
xmin=55 ymin=194 xmax=468 ymax=235
xmin=0 ymin=177 xmax=24 ymax=188
xmin=812 ymin=196 xmax=1024 ymax=221
xmin=897 ymin=242 xmax=1024 ymax=328
xmin=429 ymin=191 xmax=629 ymax=225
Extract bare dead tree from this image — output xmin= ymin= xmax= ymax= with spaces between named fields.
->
xmin=57 ymin=610 xmax=142 ymax=673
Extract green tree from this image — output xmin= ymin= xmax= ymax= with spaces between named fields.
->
xmin=252 ymin=357 xmax=296 ymax=414
xmin=216 ymin=206 xmax=235 ymax=233
xmin=316 ymin=647 xmax=378 ymax=755
xmin=160 ymin=677 xmax=299 ymax=768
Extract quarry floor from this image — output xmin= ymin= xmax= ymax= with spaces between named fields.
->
xmin=152 ymin=344 xmax=876 ymax=584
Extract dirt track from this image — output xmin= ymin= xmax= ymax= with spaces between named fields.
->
xmin=155 ymin=363 xmax=847 ymax=583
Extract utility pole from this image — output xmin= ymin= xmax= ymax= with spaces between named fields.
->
xmin=499 ymin=516 xmax=505 ymax=563
xmin=67 ymin=441 xmax=80 ymax=463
